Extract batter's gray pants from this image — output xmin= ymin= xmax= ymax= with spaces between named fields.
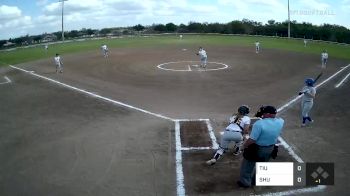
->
xmin=301 ymin=101 xmax=313 ymax=117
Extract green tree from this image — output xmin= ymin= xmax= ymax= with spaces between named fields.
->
xmin=133 ymin=24 xmax=145 ymax=32
xmin=165 ymin=23 xmax=177 ymax=32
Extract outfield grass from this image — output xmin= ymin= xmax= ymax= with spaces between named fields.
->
xmin=1 ymin=34 xmax=349 ymax=67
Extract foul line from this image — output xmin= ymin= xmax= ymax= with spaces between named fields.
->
xmin=10 ymin=65 xmax=173 ymax=121
xmin=277 ymin=64 xmax=350 ymax=113
xmin=335 ymin=71 xmax=350 ymax=88
xmin=0 ymin=76 xmax=11 ymax=84
xmin=276 ymin=64 xmax=350 ymax=163
xmin=11 ymin=64 xmax=349 ymax=196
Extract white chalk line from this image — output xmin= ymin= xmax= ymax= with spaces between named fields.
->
xmin=11 ymin=64 xmax=349 ymax=196
xmin=0 ymin=76 xmax=11 ymax=84
xmin=10 ymin=65 xmax=174 ymax=121
xmin=335 ymin=71 xmax=350 ymax=88
xmin=11 ymin=64 xmax=186 ymax=196
xmin=181 ymin=147 xmax=212 ymax=151
xmin=277 ymin=64 xmax=350 ymax=113
xmin=197 ymin=64 xmax=350 ymax=195
xmin=174 ymin=118 xmax=209 ymax=122
xmin=260 ymin=185 xmax=326 ymax=196
xmin=205 ymin=120 xmax=219 ymax=149
xmin=276 ymin=63 xmax=350 ymax=163
xmin=261 ymin=64 xmax=350 ymax=195
xmin=157 ymin=61 xmax=229 ymax=72
xmin=175 ymin=121 xmax=186 ymax=196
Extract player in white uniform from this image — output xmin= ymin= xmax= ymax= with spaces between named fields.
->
xmin=303 ymin=39 xmax=307 ymax=47
xmin=196 ymin=47 xmax=207 ymax=68
xmin=54 ymin=53 xmax=63 ymax=73
xmin=321 ymin=50 xmax=328 ymax=69
xmin=179 ymin=34 xmax=183 ymax=39
xmin=44 ymin=44 xmax=48 ymax=52
xmin=255 ymin=41 xmax=260 ymax=53
xmin=101 ymin=44 xmax=109 ymax=57
xmin=206 ymin=106 xmax=251 ymax=165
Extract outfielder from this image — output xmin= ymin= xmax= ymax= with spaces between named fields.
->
xmin=255 ymin=41 xmax=260 ymax=53
xmin=321 ymin=50 xmax=328 ymax=68
xmin=299 ymin=78 xmax=316 ymax=127
xmin=101 ymin=44 xmax=109 ymax=57
xmin=303 ymin=39 xmax=307 ymax=47
xmin=206 ymin=105 xmax=251 ymax=165
xmin=196 ymin=46 xmax=207 ymax=68
xmin=54 ymin=53 xmax=63 ymax=73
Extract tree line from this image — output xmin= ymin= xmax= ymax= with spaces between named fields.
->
xmin=1 ymin=19 xmax=350 ymax=48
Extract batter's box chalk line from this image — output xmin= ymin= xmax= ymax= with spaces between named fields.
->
xmin=11 ymin=63 xmax=350 ymax=196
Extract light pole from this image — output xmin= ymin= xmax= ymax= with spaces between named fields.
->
xmin=59 ymin=0 xmax=68 ymax=42
xmin=288 ymin=0 xmax=291 ymax=38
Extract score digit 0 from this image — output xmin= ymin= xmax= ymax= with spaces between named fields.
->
xmin=294 ymin=163 xmax=306 ymax=186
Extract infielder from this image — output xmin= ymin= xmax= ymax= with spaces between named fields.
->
xmin=299 ymin=78 xmax=316 ymax=127
xmin=206 ymin=105 xmax=251 ymax=166
xmin=321 ymin=50 xmax=328 ymax=69
xmin=196 ymin=46 xmax=207 ymax=68
xmin=54 ymin=53 xmax=63 ymax=73
xmin=255 ymin=41 xmax=260 ymax=53
xmin=101 ymin=44 xmax=109 ymax=57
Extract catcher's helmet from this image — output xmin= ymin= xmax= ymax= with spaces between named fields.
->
xmin=238 ymin=105 xmax=250 ymax=115
xmin=305 ymin=78 xmax=314 ymax=86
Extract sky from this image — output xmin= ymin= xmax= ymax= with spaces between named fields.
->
xmin=0 ymin=0 xmax=349 ymax=40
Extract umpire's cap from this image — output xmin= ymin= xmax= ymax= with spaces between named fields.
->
xmin=262 ymin=106 xmax=277 ymax=114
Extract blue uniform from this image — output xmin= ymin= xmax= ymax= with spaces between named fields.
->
xmin=239 ymin=117 xmax=284 ymax=186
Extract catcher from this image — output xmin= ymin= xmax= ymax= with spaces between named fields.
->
xmin=206 ymin=105 xmax=251 ymax=165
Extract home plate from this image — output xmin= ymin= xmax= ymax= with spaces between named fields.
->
xmin=182 ymin=49 xmax=187 ymax=51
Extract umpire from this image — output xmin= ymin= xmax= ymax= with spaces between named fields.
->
xmin=237 ymin=106 xmax=284 ymax=188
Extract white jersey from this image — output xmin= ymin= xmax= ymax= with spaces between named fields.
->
xmin=198 ymin=49 xmax=207 ymax=58
xmin=101 ymin=45 xmax=108 ymax=51
xmin=255 ymin=42 xmax=260 ymax=48
xmin=54 ymin=56 xmax=61 ymax=65
xmin=322 ymin=52 xmax=328 ymax=59
xmin=226 ymin=115 xmax=251 ymax=132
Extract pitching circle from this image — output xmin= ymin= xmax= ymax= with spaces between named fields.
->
xmin=157 ymin=61 xmax=229 ymax=72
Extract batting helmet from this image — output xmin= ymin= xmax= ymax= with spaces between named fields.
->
xmin=238 ymin=105 xmax=250 ymax=115
xmin=305 ymin=78 xmax=314 ymax=86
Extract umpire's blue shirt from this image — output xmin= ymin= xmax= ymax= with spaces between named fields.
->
xmin=250 ymin=118 xmax=284 ymax=146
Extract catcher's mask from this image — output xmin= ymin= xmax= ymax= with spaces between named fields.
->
xmin=305 ymin=78 xmax=314 ymax=87
xmin=238 ymin=105 xmax=250 ymax=115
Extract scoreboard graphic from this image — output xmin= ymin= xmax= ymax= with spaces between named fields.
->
xmin=256 ymin=162 xmax=334 ymax=186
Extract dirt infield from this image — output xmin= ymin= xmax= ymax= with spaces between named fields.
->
xmin=1 ymin=43 xmax=350 ymax=196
